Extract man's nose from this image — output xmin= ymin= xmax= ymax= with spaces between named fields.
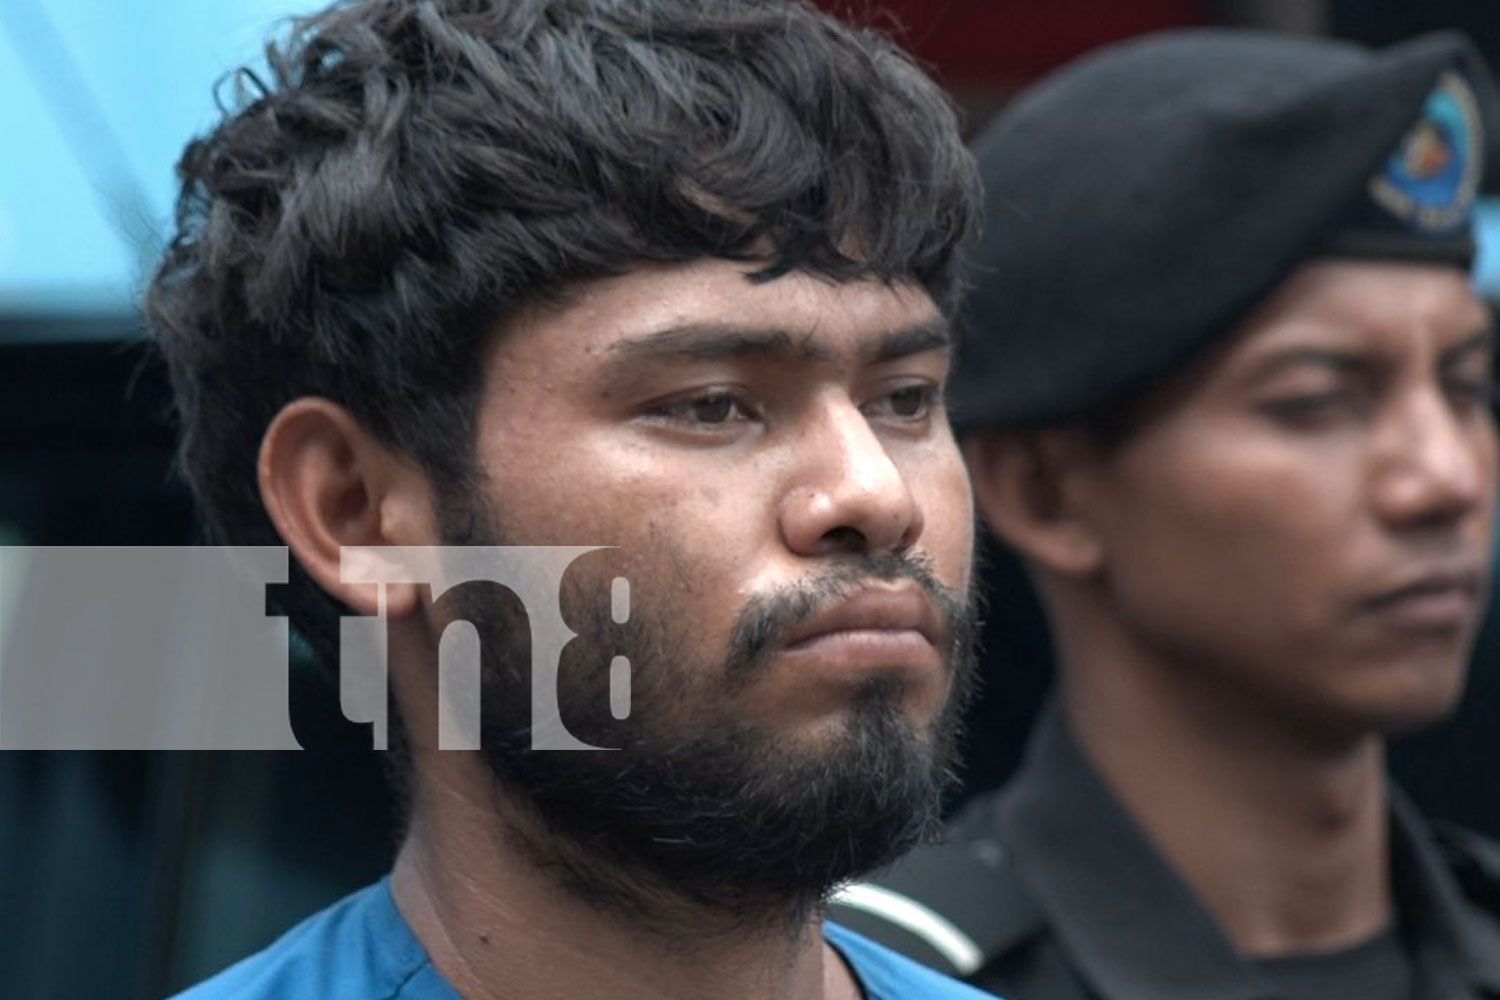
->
xmin=1372 ymin=388 xmax=1493 ymax=531
xmin=778 ymin=398 xmax=923 ymax=557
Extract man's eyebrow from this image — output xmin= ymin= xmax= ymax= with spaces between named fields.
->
xmin=605 ymin=318 xmax=951 ymax=366
xmin=870 ymin=318 xmax=952 ymax=363
xmin=1440 ymin=325 xmax=1497 ymax=367
xmin=608 ymin=324 xmax=833 ymax=363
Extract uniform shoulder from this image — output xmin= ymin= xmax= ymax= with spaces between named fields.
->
xmin=827 ymin=791 xmax=1045 ymax=979
xmin=1432 ymin=820 xmax=1500 ymax=915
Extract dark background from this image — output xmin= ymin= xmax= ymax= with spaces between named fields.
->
xmin=3 ymin=3 xmax=1499 ymax=997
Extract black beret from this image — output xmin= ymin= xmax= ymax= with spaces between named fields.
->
xmin=950 ymin=29 xmax=1494 ymax=429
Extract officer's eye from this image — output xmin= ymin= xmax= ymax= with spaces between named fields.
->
xmin=1443 ymin=375 xmax=1498 ymax=413
xmin=1259 ymin=388 xmax=1370 ymax=428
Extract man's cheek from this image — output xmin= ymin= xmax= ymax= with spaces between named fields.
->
xmin=920 ymin=466 xmax=976 ymax=586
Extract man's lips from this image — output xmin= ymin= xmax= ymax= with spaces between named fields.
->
xmin=1359 ymin=560 xmax=1486 ymax=634
xmin=779 ymin=587 xmax=945 ymax=670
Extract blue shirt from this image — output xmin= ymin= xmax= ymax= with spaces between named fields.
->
xmin=170 ymin=879 xmax=997 ymax=1000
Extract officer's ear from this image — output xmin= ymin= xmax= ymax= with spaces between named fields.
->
xmin=964 ymin=428 xmax=1105 ymax=579
xmin=258 ymin=397 xmax=435 ymax=619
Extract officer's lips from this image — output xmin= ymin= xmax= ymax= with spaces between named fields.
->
xmin=778 ymin=586 xmax=945 ymax=673
xmin=1359 ymin=558 xmax=1486 ymax=634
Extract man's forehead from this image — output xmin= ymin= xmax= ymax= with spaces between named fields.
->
xmin=492 ymin=259 xmax=945 ymax=366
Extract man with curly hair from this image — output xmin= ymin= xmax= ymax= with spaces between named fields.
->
xmin=147 ymin=1 xmax=990 ymax=998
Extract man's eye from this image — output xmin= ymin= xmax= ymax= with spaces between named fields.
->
xmin=655 ymin=392 xmax=754 ymax=426
xmin=867 ymin=384 xmax=938 ymax=422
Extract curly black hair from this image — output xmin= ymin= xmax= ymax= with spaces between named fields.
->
xmin=144 ymin=0 xmax=979 ymax=667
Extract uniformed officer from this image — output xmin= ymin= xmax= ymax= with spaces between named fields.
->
xmin=831 ymin=28 xmax=1500 ymax=1000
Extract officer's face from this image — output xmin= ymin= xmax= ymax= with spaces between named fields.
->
xmin=1082 ymin=260 xmax=1496 ymax=736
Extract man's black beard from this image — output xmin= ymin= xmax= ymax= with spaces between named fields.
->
xmin=436 ymin=508 xmax=978 ymax=928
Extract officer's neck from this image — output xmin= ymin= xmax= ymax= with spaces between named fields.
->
xmin=1060 ymin=649 xmax=1393 ymax=958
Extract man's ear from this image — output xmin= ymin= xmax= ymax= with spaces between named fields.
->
xmin=258 ymin=397 xmax=436 ymax=618
xmin=963 ymin=429 xmax=1105 ymax=579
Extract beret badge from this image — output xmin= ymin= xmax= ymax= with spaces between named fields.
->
xmin=1370 ymin=70 xmax=1482 ymax=234
xmin=950 ymin=30 xmax=1496 ymax=430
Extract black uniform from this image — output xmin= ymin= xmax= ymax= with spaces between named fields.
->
xmin=837 ymin=25 xmax=1500 ymax=1000
xmin=833 ymin=25 xmax=1500 ymax=1000
xmin=830 ymin=706 xmax=1500 ymax=1000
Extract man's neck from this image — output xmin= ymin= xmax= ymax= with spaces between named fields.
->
xmin=1060 ymin=651 xmax=1393 ymax=958
xmin=388 ymin=752 xmax=862 ymax=1000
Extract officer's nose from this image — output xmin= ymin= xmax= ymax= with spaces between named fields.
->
xmin=1371 ymin=385 xmax=1492 ymax=532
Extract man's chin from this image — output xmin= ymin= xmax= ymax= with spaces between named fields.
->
xmin=767 ymin=685 xmax=948 ymax=749
xmin=477 ymin=693 xmax=954 ymax=922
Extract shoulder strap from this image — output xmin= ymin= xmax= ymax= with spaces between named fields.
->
xmin=1432 ymin=821 xmax=1500 ymax=915
xmin=828 ymin=808 xmax=1045 ymax=979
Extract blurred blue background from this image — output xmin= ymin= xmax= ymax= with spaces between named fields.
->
xmin=0 ymin=0 xmax=303 ymax=319
xmin=1 ymin=3 xmax=1499 ymax=999
xmin=7 ymin=0 xmax=1500 ymax=324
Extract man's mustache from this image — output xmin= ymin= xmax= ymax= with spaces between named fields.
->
xmin=724 ymin=551 xmax=973 ymax=685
